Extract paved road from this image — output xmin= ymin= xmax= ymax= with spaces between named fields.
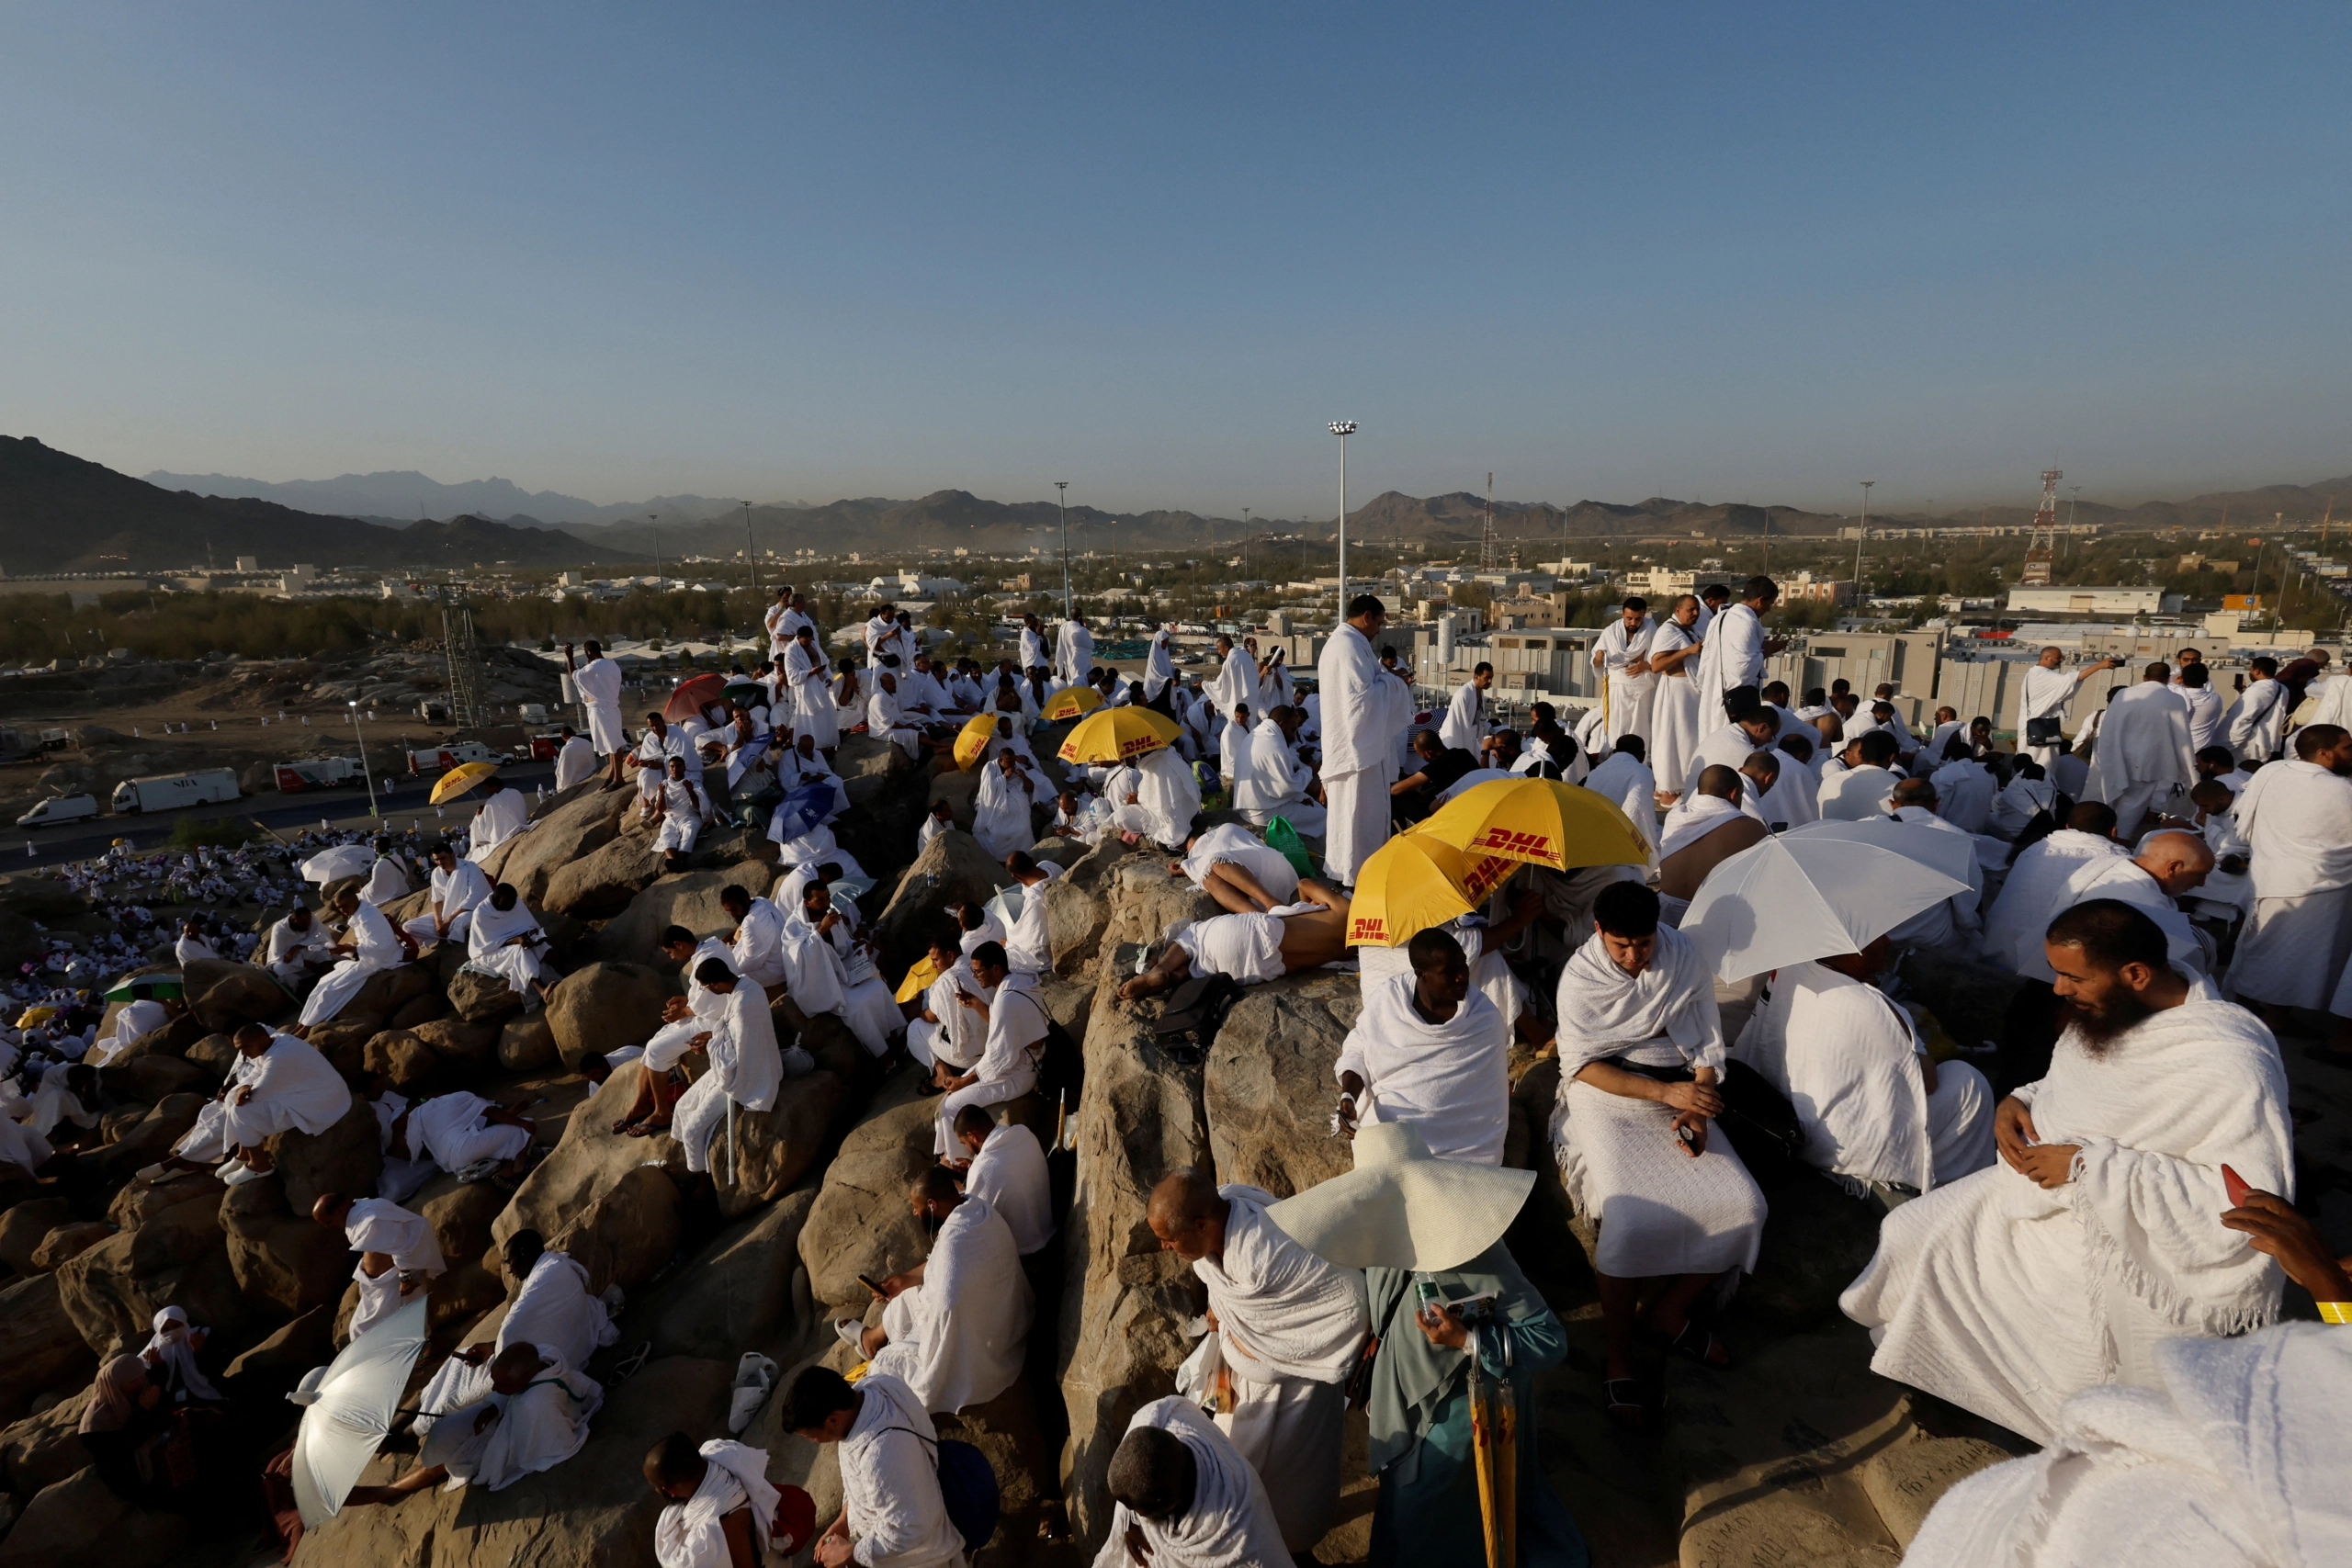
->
xmin=8 ymin=758 xmax=562 ymax=870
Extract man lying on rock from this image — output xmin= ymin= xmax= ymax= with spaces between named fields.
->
xmin=1166 ymin=821 xmax=1303 ymax=915
xmin=379 ymin=1088 xmax=539 ymax=1186
xmin=1117 ymin=879 xmax=1351 ymax=999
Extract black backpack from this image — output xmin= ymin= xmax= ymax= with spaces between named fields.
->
xmin=879 ymin=1427 xmax=1000 ymax=1551
xmin=1150 ymin=972 xmax=1244 ymax=1065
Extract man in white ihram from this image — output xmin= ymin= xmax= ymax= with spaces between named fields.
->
xmin=1691 ymin=576 xmax=1784 ymax=712
xmin=1053 ymin=612 xmax=1093 ymax=692
xmin=1333 ymin=928 xmax=1507 ymax=1166
xmin=153 ymin=1022 xmax=353 ymax=1186
xmin=1234 ymin=706 xmax=1324 ymax=836
xmin=2084 ymin=662 xmax=2197 ymax=837
xmin=561 ymin=640 xmax=629 ymax=787
xmin=466 ymin=775 xmax=532 ymax=863
xmin=1315 ymin=594 xmax=1417 ymax=887
xmin=311 ymin=1190 xmax=447 ymax=1339
xmin=2014 ymin=647 xmax=2120 ymax=771
xmin=296 ymin=886 xmax=409 ymax=1032
xmin=1148 ymin=1168 xmax=1369 ymax=1552
xmin=1439 ymin=663 xmax=1492 ymax=754
xmin=1589 ymin=596 xmax=1656 ymax=747
xmin=844 ymin=1168 xmax=1034 ymax=1420
xmin=1093 ymin=1399 xmax=1295 ymax=1568
xmin=404 ymin=840 xmax=491 ymax=949
xmin=2023 ymin=829 xmax=2214 ymax=981
xmin=2224 ymin=723 xmax=2352 ymax=1014
xmin=1840 ymin=899 xmax=2293 ymax=1445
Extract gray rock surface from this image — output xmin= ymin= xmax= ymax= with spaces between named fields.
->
xmin=545 ymin=962 xmax=674 ymax=1071
xmin=1202 ymin=973 xmax=1361 ymax=1199
xmin=0 ymin=1466 xmax=189 ymax=1568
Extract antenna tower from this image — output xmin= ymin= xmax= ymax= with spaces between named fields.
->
xmin=2019 ymin=467 xmax=2062 ymax=586
xmin=1479 ymin=472 xmax=1497 ymax=572
xmin=438 ymin=586 xmax=490 ymax=729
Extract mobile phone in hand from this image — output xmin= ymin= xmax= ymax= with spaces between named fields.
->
xmin=857 ymin=1273 xmax=888 ymax=1300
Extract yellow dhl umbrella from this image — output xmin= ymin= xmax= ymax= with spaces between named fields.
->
xmin=954 ymin=714 xmax=1008 ymax=770
xmin=1041 ymin=685 xmax=1104 ymax=721
xmin=1344 ymin=831 xmax=1518 ymax=947
xmin=1057 ymin=706 xmax=1179 ymax=765
xmin=1417 ymin=775 xmax=1650 ymax=873
xmin=429 ymin=761 xmax=499 ymax=805
xmin=896 ymin=952 xmax=944 ymax=1004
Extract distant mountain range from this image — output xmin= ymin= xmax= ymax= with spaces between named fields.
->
xmin=6 ymin=434 xmax=2343 ymax=577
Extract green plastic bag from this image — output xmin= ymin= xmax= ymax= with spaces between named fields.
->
xmin=1264 ymin=816 xmax=1317 ymax=879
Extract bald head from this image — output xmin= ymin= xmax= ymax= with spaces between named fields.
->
xmin=1695 ymin=764 xmax=1742 ymax=802
xmin=1738 ymin=752 xmax=1781 ymax=790
xmin=1108 ymin=1425 xmax=1198 ymax=1522
xmin=1147 ymin=1167 xmax=1231 ymax=1262
xmin=1890 ymin=777 xmax=1939 ymax=811
xmin=2133 ymin=829 xmax=2215 ymax=896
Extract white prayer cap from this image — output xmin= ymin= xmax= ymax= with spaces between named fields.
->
xmin=1265 ymin=1122 xmax=1533 ymax=1273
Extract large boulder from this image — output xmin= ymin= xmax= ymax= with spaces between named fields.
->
xmin=446 ymin=966 xmax=526 ymax=1025
xmin=592 ymin=865 xmax=769 ymax=966
xmin=798 ymin=1075 xmax=943 ymax=1313
xmin=363 ymin=1029 xmax=440 ymax=1092
xmin=54 ymin=1197 xmax=246 ymax=1359
xmin=412 ymin=1016 xmax=502 ymax=1072
xmin=0 ymin=1277 xmax=96 ymax=1422
xmin=1201 ymin=974 xmax=1361 ymax=1200
xmin=638 ymin=1189 xmax=818 ymax=1361
xmin=180 ymin=957 xmax=288 ymax=1032
xmin=27 ymin=1224 xmax=111 ymax=1274
xmin=184 ymin=1032 xmax=239 ymax=1077
xmin=492 ymin=1075 xmax=684 ymax=1295
xmin=221 ymin=1177 xmax=352 ymax=1316
xmin=288 ymin=1355 xmax=731 ymax=1568
xmin=0 ymin=1391 xmax=91 ymax=1498
xmin=546 ymin=962 xmax=674 ymax=1072
xmin=0 ymin=1199 xmax=78 ymax=1277
xmin=1034 ymin=838 xmax=1138 ymax=978
xmin=103 ymin=1010 xmax=205 ymax=1065
xmin=869 ymin=830 xmax=1012 ymax=977
xmin=95 ymin=1053 xmax=210 ymax=1105
xmin=83 ymin=1093 xmax=206 ymax=1182
xmin=477 ymin=782 xmax=634 ymax=907
xmin=414 ymin=1174 xmax=506 ymax=1267
xmin=717 ymin=1070 xmax=851 ymax=1220
xmin=542 ymin=818 xmax=666 ymax=919
xmin=0 ymin=1467 xmax=190 ymax=1568
xmin=274 ymin=1100 xmax=384 ymax=1215
xmin=105 ymin=1168 xmax=221 ymax=1230
xmin=350 ymin=961 xmax=435 ymax=1020
xmin=1057 ymin=987 xmax=1213 ymax=1550
xmin=497 ymin=1013 xmax=559 ymax=1072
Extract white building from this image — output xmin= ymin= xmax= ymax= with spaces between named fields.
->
xmin=2003 ymin=586 xmax=2182 ymax=616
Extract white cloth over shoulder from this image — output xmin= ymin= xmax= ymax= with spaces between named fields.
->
xmin=839 ymin=1372 xmax=967 ymax=1568
xmin=964 ymin=1122 xmax=1054 ymax=1256
xmin=1982 ymin=829 xmax=2125 ymax=975
xmin=654 ymin=1438 xmax=781 ymax=1568
xmin=498 ymin=1249 xmax=617 ymax=1371
xmin=876 ymin=1195 xmax=1033 ymax=1416
xmin=2085 ymin=682 xmax=2196 ymax=826
xmin=1194 ymin=1185 xmax=1367 ymax=1384
xmin=1334 ymin=971 xmax=1507 ymax=1166
xmin=1089 ymin=1397 xmax=1295 ymax=1568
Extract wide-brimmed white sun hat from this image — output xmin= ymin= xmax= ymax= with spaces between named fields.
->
xmin=1264 ymin=1121 xmax=1535 ymax=1272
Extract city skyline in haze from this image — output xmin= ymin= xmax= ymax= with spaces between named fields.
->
xmin=4 ymin=4 xmax=2347 ymax=519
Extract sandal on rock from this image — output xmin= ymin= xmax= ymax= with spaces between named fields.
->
xmin=1603 ymin=1378 xmax=1646 ymax=1429
xmin=1669 ymin=1319 xmax=1731 ymax=1369
xmin=609 ymin=1340 xmax=652 ymax=1383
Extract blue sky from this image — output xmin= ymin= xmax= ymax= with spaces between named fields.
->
xmin=3 ymin=3 xmax=2347 ymax=517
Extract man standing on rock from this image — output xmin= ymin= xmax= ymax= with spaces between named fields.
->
xmin=562 ymin=640 xmax=629 ymax=788
xmin=1316 ymin=595 xmax=1417 ymax=889
xmin=311 ymin=1190 xmax=446 ymax=1339
xmin=1148 ymin=1168 xmax=1367 ymax=1554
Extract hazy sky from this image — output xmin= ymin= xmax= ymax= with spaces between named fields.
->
xmin=4 ymin=4 xmax=2347 ymax=518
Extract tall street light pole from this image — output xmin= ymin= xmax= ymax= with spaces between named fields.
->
xmin=1329 ymin=422 xmax=1357 ymax=615
xmin=1855 ymin=480 xmax=1875 ymax=590
xmin=1055 ymin=481 xmax=1071 ymax=620
xmin=347 ymin=701 xmax=379 ymax=818
xmin=648 ymin=513 xmax=662 ymax=581
xmin=739 ymin=502 xmax=757 ymax=599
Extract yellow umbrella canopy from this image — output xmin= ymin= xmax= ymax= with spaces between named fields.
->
xmin=1416 ymin=775 xmax=1650 ymax=873
xmin=428 ymin=761 xmax=499 ymax=805
xmin=1057 ymin=706 xmax=1179 ymax=765
xmin=1041 ymin=685 xmax=1105 ymax=721
xmin=953 ymin=713 xmax=1004 ymax=771
xmin=1344 ymin=831 xmax=1519 ymax=948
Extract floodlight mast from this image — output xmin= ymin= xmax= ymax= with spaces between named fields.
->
xmin=1329 ymin=422 xmax=1357 ymax=613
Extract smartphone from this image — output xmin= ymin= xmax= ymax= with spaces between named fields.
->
xmin=857 ymin=1273 xmax=888 ymax=1300
xmin=2221 ymin=1164 xmax=2254 ymax=1207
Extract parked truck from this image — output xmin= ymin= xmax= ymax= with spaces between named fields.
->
xmin=14 ymin=794 xmax=97 ymax=829
xmin=110 ymin=768 xmax=242 ymax=814
xmin=404 ymin=741 xmax=514 ymax=773
xmin=273 ymin=757 xmax=367 ymax=793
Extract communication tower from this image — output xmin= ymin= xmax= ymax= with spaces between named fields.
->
xmin=1479 ymin=472 xmax=1497 ymax=572
xmin=2019 ymin=468 xmax=2062 ymax=586
xmin=438 ymin=587 xmax=490 ymax=729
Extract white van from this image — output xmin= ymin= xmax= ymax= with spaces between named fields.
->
xmin=15 ymin=794 xmax=96 ymax=829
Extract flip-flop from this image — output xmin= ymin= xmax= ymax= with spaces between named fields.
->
xmin=608 ymin=1340 xmax=652 ymax=1383
xmin=1603 ymin=1378 xmax=1646 ymax=1429
xmin=1669 ymin=1319 xmax=1731 ymax=1369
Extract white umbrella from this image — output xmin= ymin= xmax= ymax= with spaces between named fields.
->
xmin=300 ymin=843 xmax=374 ymax=884
xmin=1680 ymin=835 xmax=1967 ymax=982
xmin=1782 ymin=815 xmax=1977 ymax=888
xmin=289 ymin=1295 xmax=431 ymax=1528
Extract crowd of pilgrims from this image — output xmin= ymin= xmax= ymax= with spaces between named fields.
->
xmin=5 ymin=578 xmax=2346 ymax=1567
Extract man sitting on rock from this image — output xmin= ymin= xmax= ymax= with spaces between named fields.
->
xmin=645 ymin=1431 xmax=788 ymax=1568
xmin=791 ymin=878 xmax=898 ymax=1055
xmin=295 ymin=886 xmax=411 ymax=1037
xmin=1170 ymin=822 xmax=1301 ymax=915
xmin=669 ymin=961 xmax=797 ymax=1200
xmin=1654 ymin=765 xmax=1767 ymax=924
xmin=610 ymin=926 xmax=733 ymax=1137
xmin=146 ymin=1023 xmax=352 ymax=1187
xmin=929 ymin=942 xmax=1047 ymax=1161
xmin=1331 ymin=928 xmax=1507 ymax=1166
xmin=414 ymin=1229 xmax=622 ymax=1433
xmin=1097 ymin=1399 xmax=1297 ymax=1568
xmin=842 ymin=1169 xmax=1034 ymax=1420
xmin=311 ymin=1190 xmax=446 ymax=1340
xmin=1234 ymin=705 xmax=1326 ymax=837
xmin=466 ymin=774 xmax=533 ymax=863
xmin=85 ymin=984 xmax=187 ymax=1068
xmin=1000 ymin=852 xmax=1061 ymax=976
xmin=951 ymin=1103 xmax=1054 ymax=1264
xmin=345 ymin=1342 xmax=601 ymax=1503
xmin=909 ymin=925 xmax=989 ymax=1089
xmin=404 ymin=840 xmax=492 ymax=950
xmin=786 ymin=1365 xmax=967 ymax=1568
xmin=1734 ymin=933 xmax=1996 ymax=1201
xmin=1148 ymin=1168 xmax=1366 ymax=1554
xmin=384 ymin=1089 xmax=538 ymax=1184
xmin=460 ymin=883 xmax=553 ymax=1005
xmin=720 ymin=883 xmax=790 ymax=995
xmin=260 ymin=905 xmax=334 ymax=995
xmin=1118 ymin=879 xmax=1352 ymax=999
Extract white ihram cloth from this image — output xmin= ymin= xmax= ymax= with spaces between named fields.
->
xmin=1053 ymin=619 xmax=1093 ymax=686
xmin=1091 ymin=1396 xmax=1296 ymax=1568
xmin=655 ymin=1438 xmax=781 ymax=1568
xmin=1647 ymin=625 xmax=1705 ymax=795
xmin=1657 ymin=794 xmax=1743 ymax=861
xmin=462 ymin=896 xmax=547 ymax=996
xmin=1334 ymin=972 xmax=1507 ymax=1166
xmin=96 ymin=998 xmax=167 ymax=1063
xmin=345 ymin=1196 xmax=446 ymax=1340
xmin=1879 ymin=806 xmax=1986 ymax=953
xmin=436 ymin=1346 xmax=603 ymax=1492
xmin=2024 ymin=854 xmax=2205 ymax=981
xmin=2085 ymin=682 xmax=2196 ymax=830
xmin=403 ymin=857 xmax=492 ymax=948
xmin=871 ymin=1195 xmax=1033 ymax=1416
xmin=1173 ymin=909 xmax=1294 ymax=985
xmin=1594 ymin=615 xmax=1656 ymax=744
xmin=1982 ymin=829 xmax=2126 ymax=976
xmin=1182 ymin=822 xmax=1301 ymax=904
xmin=1111 ymin=746 xmax=1202 ymax=848
xmin=1693 ymin=601 xmax=1765 ymax=705
xmin=972 ymin=762 xmax=1037 ymax=860
xmin=1898 ymin=1322 xmax=2352 ymax=1568
xmin=933 ymin=971 xmax=1048 ymax=1158
xmin=785 ymin=641 xmax=840 ymax=749
xmin=1549 ymin=926 xmax=1766 ymax=1278
xmin=1818 ymin=762 xmax=1899 ymax=821
xmin=1142 ymin=630 xmax=1176 ymax=702
xmin=2220 ymin=677 xmax=2289 ymax=763
xmin=1734 ymin=962 xmax=1995 ymax=1193
xmin=2226 ymin=757 xmax=2352 ymax=1010
xmin=673 ymin=983 xmax=790 ymax=1176
xmin=839 ymin=1371 xmax=967 ymax=1568
xmin=299 ymin=897 xmax=408 ymax=1026
xmin=167 ymin=1050 xmax=267 ymax=1163
xmin=1989 ymin=773 xmax=2059 ymax=840
xmin=468 ymin=789 xmax=532 ymax=862
xmin=867 ymin=686 xmax=926 ymax=760
xmin=2178 ymin=684 xmax=2223 ymax=751
xmin=908 ymin=956 xmax=988 ymax=1072
xmin=1928 ymin=758 xmax=1997 ymax=835
xmin=964 ymin=1121 xmax=1053 ymax=1256
xmin=1316 ymin=623 xmax=1415 ymax=885
xmin=1210 ymin=646 xmax=1257 ymax=716
xmin=1438 ymin=680 xmax=1487 ymax=754
xmin=1235 ymin=719 xmax=1323 ymax=836
xmin=406 ymin=1090 xmax=530 ymax=1174
xmin=574 ymin=657 xmax=627 ymax=753
xmin=1582 ymin=751 xmax=1660 ymax=862
xmin=499 ymin=1249 xmax=617 ymax=1371
xmin=1839 ymin=977 xmax=2293 ymax=1444
xmin=173 ymin=931 xmax=220 ymax=964
xmin=729 ymin=895 xmax=790 ymax=989
xmin=363 ymin=854 xmax=411 ymax=906
xmin=1356 ymin=919 xmax=1525 ymax=1057
xmin=143 ymin=1305 xmax=222 ymax=1402
xmin=554 ymin=734 xmax=598 ymax=790
xmin=2018 ymin=663 xmax=2081 ymax=768
xmin=186 ymin=1034 xmax=353 ymax=1158
xmin=1002 ymin=868 xmax=1058 ymax=975
xmin=263 ymin=915 xmax=332 ymax=989
xmin=0 ymin=1115 xmax=52 ymax=1175
xmin=1677 ymin=718 xmax=1759 ymax=798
